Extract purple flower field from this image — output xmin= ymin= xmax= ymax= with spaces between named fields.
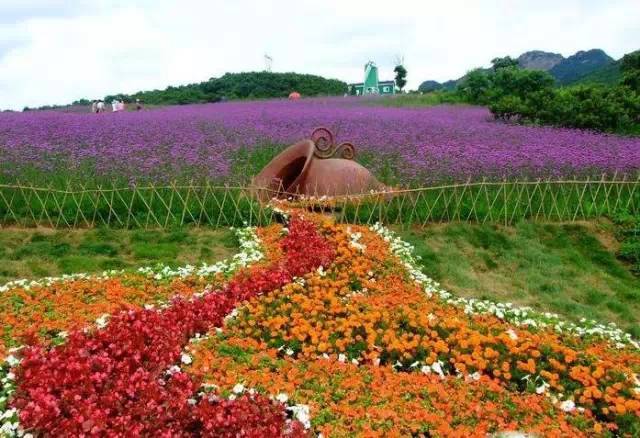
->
xmin=1 ymin=98 xmax=639 ymax=185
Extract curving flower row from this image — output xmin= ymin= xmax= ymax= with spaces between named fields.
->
xmin=1 ymin=206 xmax=639 ymax=436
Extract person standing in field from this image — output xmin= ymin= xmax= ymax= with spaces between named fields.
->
xmin=117 ymin=100 xmax=126 ymax=112
xmin=135 ymin=98 xmax=142 ymax=111
xmin=97 ymin=101 xmax=105 ymax=113
xmin=91 ymin=101 xmax=97 ymax=113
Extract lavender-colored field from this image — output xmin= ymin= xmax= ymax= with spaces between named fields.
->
xmin=1 ymin=98 xmax=639 ymax=185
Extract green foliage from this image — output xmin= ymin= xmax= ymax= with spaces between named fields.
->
xmin=72 ymin=98 xmax=92 ymax=106
xmin=613 ymin=211 xmax=640 ymax=275
xmin=104 ymin=72 xmax=347 ymax=105
xmin=460 ymin=56 xmax=640 ymax=134
xmin=621 ymin=51 xmax=640 ymax=92
xmin=458 ymin=69 xmax=492 ymax=104
xmin=491 ymin=56 xmax=519 ymax=71
xmin=540 ymin=85 xmax=640 ymax=132
xmin=394 ymin=65 xmax=407 ymax=91
xmin=572 ymin=62 xmax=621 ymax=86
xmin=490 ymin=67 xmax=555 ymax=100
xmin=377 ymin=91 xmax=464 ymax=108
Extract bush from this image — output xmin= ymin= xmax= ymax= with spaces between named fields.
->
xmin=613 ymin=211 xmax=640 ymax=274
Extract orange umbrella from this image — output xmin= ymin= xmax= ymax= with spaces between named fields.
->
xmin=288 ymin=92 xmax=301 ymax=100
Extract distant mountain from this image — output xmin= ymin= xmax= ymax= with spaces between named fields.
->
xmin=417 ymin=79 xmax=459 ymax=93
xmin=549 ymin=49 xmax=615 ymax=85
xmin=418 ymin=48 xmax=621 ymax=91
xmin=417 ymin=80 xmax=443 ymax=93
xmin=517 ymin=50 xmax=564 ymax=71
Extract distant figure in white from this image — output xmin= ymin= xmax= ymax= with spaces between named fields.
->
xmin=112 ymin=100 xmax=119 ymax=112
xmin=91 ymin=101 xmax=97 ymax=113
xmin=96 ymin=101 xmax=105 ymax=113
xmin=117 ymin=101 xmax=126 ymax=112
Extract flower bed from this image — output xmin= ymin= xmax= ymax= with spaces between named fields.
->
xmin=1 ymin=208 xmax=639 ymax=436
xmin=2 ymin=100 xmax=640 ymax=184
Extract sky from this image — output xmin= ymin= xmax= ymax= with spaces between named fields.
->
xmin=0 ymin=0 xmax=639 ymax=110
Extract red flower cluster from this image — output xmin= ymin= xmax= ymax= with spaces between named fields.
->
xmin=11 ymin=216 xmax=332 ymax=436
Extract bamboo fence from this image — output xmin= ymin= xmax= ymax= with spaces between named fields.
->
xmin=0 ymin=175 xmax=638 ymax=229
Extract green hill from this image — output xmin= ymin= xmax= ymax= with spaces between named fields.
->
xmin=571 ymin=61 xmax=622 ymax=86
xmin=104 ymin=72 xmax=347 ymax=105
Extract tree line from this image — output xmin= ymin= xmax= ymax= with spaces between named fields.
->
xmin=104 ymin=72 xmax=347 ymax=106
xmin=22 ymin=72 xmax=347 ymax=111
xmin=457 ymin=52 xmax=640 ymax=134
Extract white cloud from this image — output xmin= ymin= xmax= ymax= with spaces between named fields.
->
xmin=0 ymin=0 xmax=638 ymax=110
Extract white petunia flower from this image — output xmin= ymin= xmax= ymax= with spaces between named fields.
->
xmin=559 ymin=399 xmax=575 ymax=412
xmin=232 ymin=383 xmax=245 ymax=394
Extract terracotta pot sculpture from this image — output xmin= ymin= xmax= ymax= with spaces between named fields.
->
xmin=251 ymin=128 xmax=385 ymax=201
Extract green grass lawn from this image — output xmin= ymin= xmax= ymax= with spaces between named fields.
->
xmin=0 ymin=227 xmax=238 ymax=284
xmin=398 ymin=220 xmax=640 ymax=338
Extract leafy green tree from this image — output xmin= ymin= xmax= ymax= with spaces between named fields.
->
xmin=490 ymin=68 xmax=555 ymax=101
xmin=621 ymin=51 xmax=640 ymax=92
xmin=458 ymin=69 xmax=492 ymax=104
xmin=491 ymin=56 xmax=519 ymax=71
xmin=394 ymin=65 xmax=407 ymax=92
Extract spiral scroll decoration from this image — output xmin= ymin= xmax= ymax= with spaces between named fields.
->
xmin=311 ymin=127 xmax=336 ymax=159
xmin=336 ymin=142 xmax=355 ymax=160
xmin=310 ymin=127 xmax=355 ymax=160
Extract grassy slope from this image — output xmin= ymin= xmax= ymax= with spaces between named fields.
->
xmin=398 ymin=220 xmax=640 ymax=337
xmin=0 ymin=227 xmax=238 ymax=284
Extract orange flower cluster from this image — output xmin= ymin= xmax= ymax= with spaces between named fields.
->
xmin=0 ymin=277 xmax=207 ymax=356
xmin=186 ymin=336 xmax=591 ymax=437
xmin=201 ymin=215 xmax=640 ymax=435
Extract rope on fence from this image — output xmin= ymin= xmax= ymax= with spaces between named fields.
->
xmin=0 ymin=176 xmax=639 ymax=229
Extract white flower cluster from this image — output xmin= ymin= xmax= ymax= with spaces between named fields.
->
xmin=0 ymin=226 xmax=263 ymax=295
xmin=0 ymin=271 xmax=119 ymax=294
xmin=0 ymin=354 xmax=29 ymax=438
xmin=346 ymin=227 xmax=366 ymax=252
xmin=223 ymin=383 xmax=311 ymax=430
xmin=267 ymin=202 xmax=291 ymax=221
xmin=369 ymin=223 xmax=640 ymax=350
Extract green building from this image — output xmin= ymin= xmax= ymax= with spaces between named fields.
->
xmin=349 ymin=61 xmax=396 ymax=96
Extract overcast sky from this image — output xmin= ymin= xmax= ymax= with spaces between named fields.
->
xmin=1 ymin=0 xmax=638 ymax=110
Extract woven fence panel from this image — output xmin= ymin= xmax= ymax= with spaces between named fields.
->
xmin=1 ymin=176 xmax=638 ymax=229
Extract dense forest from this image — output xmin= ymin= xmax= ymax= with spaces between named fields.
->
xmin=104 ymin=72 xmax=347 ymax=105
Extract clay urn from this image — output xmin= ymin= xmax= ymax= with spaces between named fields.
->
xmin=251 ymin=128 xmax=385 ymax=201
